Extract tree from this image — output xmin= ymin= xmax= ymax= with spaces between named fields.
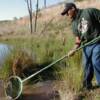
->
xmin=13 ymin=17 xmax=18 ymax=21
xmin=25 ymin=0 xmax=33 ymax=34
xmin=44 ymin=0 xmax=46 ymax=8
xmin=34 ymin=0 xmax=39 ymax=32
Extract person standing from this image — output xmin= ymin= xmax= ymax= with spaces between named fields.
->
xmin=61 ymin=2 xmax=100 ymax=90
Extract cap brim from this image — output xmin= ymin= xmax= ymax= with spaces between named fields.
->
xmin=61 ymin=8 xmax=68 ymax=16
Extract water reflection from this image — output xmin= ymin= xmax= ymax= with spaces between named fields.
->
xmin=0 ymin=44 xmax=11 ymax=68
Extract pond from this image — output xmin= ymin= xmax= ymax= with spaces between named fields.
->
xmin=0 ymin=43 xmax=11 ymax=69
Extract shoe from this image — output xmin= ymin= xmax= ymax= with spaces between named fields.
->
xmin=80 ymin=84 xmax=93 ymax=92
xmin=92 ymin=85 xmax=100 ymax=90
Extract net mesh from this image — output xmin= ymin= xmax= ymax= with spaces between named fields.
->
xmin=5 ymin=76 xmax=22 ymax=99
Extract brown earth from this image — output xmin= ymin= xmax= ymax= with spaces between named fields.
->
xmin=21 ymin=81 xmax=60 ymax=100
xmin=0 ymin=80 xmax=60 ymax=100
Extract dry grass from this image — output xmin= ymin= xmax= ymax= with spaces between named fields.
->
xmin=77 ymin=0 xmax=100 ymax=9
xmin=0 ymin=0 xmax=99 ymax=37
xmin=0 ymin=1 xmax=100 ymax=100
xmin=16 ymin=0 xmax=100 ymax=26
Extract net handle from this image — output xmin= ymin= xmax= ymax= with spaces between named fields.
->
xmin=22 ymin=35 xmax=100 ymax=82
xmin=5 ymin=35 xmax=100 ymax=99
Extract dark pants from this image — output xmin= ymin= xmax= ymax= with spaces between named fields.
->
xmin=83 ymin=43 xmax=100 ymax=88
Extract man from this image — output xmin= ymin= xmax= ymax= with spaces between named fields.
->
xmin=61 ymin=2 xmax=100 ymax=90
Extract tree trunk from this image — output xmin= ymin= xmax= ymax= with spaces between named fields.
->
xmin=44 ymin=0 xmax=46 ymax=8
xmin=25 ymin=0 xmax=33 ymax=34
xmin=34 ymin=0 xmax=39 ymax=32
xmin=29 ymin=0 xmax=33 ymax=34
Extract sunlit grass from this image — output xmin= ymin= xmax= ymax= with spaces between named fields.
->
xmin=0 ymin=26 xmax=83 ymax=87
xmin=0 ymin=15 xmax=83 ymax=99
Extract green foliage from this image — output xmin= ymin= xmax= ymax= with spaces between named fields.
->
xmin=0 ymin=14 xmax=83 ymax=96
xmin=0 ymin=32 xmax=83 ymax=92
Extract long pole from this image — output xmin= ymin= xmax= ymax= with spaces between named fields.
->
xmin=6 ymin=36 xmax=100 ymax=100
xmin=22 ymin=35 xmax=100 ymax=82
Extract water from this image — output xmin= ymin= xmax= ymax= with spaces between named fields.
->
xmin=0 ymin=43 xmax=11 ymax=68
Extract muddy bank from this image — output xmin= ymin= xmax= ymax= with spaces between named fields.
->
xmin=20 ymin=81 xmax=60 ymax=100
xmin=0 ymin=80 xmax=10 ymax=100
xmin=0 ymin=80 xmax=77 ymax=100
xmin=0 ymin=80 xmax=60 ymax=100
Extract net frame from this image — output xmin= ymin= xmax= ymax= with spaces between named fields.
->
xmin=5 ymin=76 xmax=23 ymax=100
xmin=4 ymin=36 xmax=100 ymax=100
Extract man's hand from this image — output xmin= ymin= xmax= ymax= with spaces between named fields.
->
xmin=68 ymin=36 xmax=81 ymax=57
xmin=68 ymin=49 xmax=76 ymax=57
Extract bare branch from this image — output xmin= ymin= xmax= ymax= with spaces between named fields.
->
xmin=25 ymin=0 xmax=33 ymax=34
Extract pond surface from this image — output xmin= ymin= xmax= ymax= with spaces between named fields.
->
xmin=0 ymin=43 xmax=11 ymax=68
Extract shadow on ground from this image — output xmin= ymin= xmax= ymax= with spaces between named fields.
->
xmin=17 ymin=82 xmax=61 ymax=100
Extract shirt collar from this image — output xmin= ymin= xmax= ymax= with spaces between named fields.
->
xmin=73 ymin=9 xmax=83 ymax=20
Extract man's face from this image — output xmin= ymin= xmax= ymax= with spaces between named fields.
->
xmin=66 ymin=7 xmax=76 ymax=19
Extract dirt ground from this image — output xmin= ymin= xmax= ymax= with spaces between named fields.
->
xmin=21 ymin=81 xmax=60 ymax=100
xmin=0 ymin=80 xmax=60 ymax=100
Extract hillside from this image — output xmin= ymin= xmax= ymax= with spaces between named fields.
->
xmin=0 ymin=0 xmax=99 ymax=38
xmin=0 ymin=1 xmax=100 ymax=100
xmin=17 ymin=0 xmax=100 ymax=25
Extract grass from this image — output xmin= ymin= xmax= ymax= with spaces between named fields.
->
xmin=0 ymin=3 xmax=85 ymax=99
xmin=0 ymin=30 xmax=83 ymax=92
xmin=0 ymin=1 xmax=99 ymax=99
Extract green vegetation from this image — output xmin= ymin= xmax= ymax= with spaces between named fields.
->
xmin=0 ymin=17 xmax=83 ymax=93
xmin=0 ymin=3 xmax=97 ymax=99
